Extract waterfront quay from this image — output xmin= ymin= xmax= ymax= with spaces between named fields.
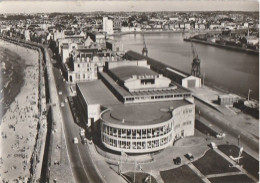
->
xmin=183 ymin=37 xmax=259 ymax=55
xmin=125 ymin=50 xmax=259 ymax=159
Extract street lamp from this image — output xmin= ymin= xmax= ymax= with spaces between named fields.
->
xmin=133 ymin=160 xmax=136 ymax=183
xmin=203 ymin=72 xmax=206 ymax=87
xmin=248 ymin=89 xmax=252 ymax=101
xmin=238 ymin=135 xmax=240 ymax=146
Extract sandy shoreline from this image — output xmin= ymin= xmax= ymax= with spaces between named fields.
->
xmin=0 ymin=40 xmax=41 ymax=182
xmin=0 ymin=47 xmax=26 ymax=120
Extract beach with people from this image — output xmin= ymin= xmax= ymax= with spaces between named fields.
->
xmin=0 ymin=39 xmax=43 ymax=182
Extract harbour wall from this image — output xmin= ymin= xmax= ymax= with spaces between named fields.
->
xmin=183 ymin=38 xmax=259 ymax=55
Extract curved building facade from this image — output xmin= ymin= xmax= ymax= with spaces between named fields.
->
xmin=100 ymin=101 xmax=194 ymax=153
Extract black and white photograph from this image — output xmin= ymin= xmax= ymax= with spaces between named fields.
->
xmin=0 ymin=0 xmax=259 ymax=182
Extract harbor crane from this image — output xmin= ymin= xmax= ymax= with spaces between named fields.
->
xmin=142 ymin=33 xmax=148 ymax=56
xmin=191 ymin=42 xmax=201 ymax=77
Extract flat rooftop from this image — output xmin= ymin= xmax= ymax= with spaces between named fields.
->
xmin=100 ymin=72 xmax=190 ymax=98
xmin=101 ymin=100 xmax=191 ymax=126
xmin=77 ymin=80 xmax=120 ymax=106
xmin=110 ymin=66 xmax=158 ymax=81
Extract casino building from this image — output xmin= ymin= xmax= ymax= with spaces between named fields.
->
xmin=76 ymin=60 xmax=195 ymax=153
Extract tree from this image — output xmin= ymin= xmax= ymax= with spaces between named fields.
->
xmin=140 ymin=13 xmax=148 ymax=23
xmin=122 ymin=21 xmax=128 ymax=27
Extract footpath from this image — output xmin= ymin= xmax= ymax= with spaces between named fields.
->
xmin=88 ymin=142 xmax=127 ymax=183
xmin=44 ymin=48 xmax=75 ymax=182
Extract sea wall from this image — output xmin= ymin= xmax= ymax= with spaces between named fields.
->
xmin=183 ymin=38 xmax=259 ymax=55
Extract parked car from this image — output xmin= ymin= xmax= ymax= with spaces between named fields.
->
xmin=58 ymin=91 xmax=62 ymax=95
xmin=60 ymin=102 xmax=64 ymax=107
xmin=173 ymin=157 xmax=182 ymax=165
xmin=73 ymin=137 xmax=78 ymax=144
xmin=186 ymin=153 xmax=194 ymax=161
xmin=65 ymin=98 xmax=68 ymax=103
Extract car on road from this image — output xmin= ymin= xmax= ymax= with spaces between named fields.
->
xmin=173 ymin=157 xmax=181 ymax=165
xmin=75 ymin=116 xmax=80 ymax=123
xmin=80 ymin=129 xmax=85 ymax=137
xmin=73 ymin=137 xmax=78 ymax=144
xmin=82 ymin=137 xmax=87 ymax=144
xmin=58 ymin=91 xmax=62 ymax=95
xmin=60 ymin=102 xmax=65 ymax=107
xmin=65 ymin=98 xmax=68 ymax=103
xmin=210 ymin=142 xmax=217 ymax=149
xmin=216 ymin=132 xmax=226 ymax=139
xmin=186 ymin=153 xmax=194 ymax=161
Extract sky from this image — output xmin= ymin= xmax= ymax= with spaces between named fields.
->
xmin=0 ymin=0 xmax=258 ymax=14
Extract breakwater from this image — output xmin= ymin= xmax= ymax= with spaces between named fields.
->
xmin=183 ymin=38 xmax=259 ymax=55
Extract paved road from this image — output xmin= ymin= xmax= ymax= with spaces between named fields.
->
xmin=195 ymin=99 xmax=259 ymax=160
xmin=52 ymin=65 xmax=103 ymax=183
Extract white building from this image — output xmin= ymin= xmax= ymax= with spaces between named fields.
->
xmin=103 ymin=17 xmax=114 ymax=35
xmin=24 ymin=30 xmax=30 ymax=41
xmin=121 ymin=27 xmax=141 ymax=32
xmin=243 ymin=22 xmax=249 ymax=28
xmin=185 ymin=23 xmax=191 ymax=30
xmin=182 ymin=76 xmax=201 ymax=88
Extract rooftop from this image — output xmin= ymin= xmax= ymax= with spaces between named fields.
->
xmin=77 ymin=80 xmax=120 ymax=106
xmin=110 ymin=66 xmax=158 ymax=81
xmin=101 ymin=100 xmax=191 ymax=126
xmin=99 ymin=72 xmax=190 ymax=98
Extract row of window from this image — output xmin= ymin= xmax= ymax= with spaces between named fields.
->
xmin=102 ymin=134 xmax=172 ymax=150
xmin=183 ymin=108 xmax=193 ymax=114
xmin=124 ymin=93 xmax=192 ymax=103
xmin=75 ymin=73 xmax=97 ymax=80
xmin=174 ymin=120 xmax=192 ymax=130
xmin=183 ymin=121 xmax=192 ymax=126
xmin=102 ymin=123 xmax=172 ymax=139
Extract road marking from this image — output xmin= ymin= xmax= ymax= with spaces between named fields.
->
xmin=76 ymin=145 xmax=91 ymax=182
xmin=214 ymin=149 xmax=258 ymax=183
xmin=86 ymin=144 xmax=107 ymax=183
xmin=188 ymin=163 xmax=211 ymax=183
xmin=60 ymin=116 xmax=77 ymax=183
xmin=206 ymin=171 xmax=244 ymax=178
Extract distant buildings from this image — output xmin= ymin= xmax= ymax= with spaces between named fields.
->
xmin=103 ymin=17 xmax=114 ymax=35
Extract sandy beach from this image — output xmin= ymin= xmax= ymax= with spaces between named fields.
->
xmin=0 ymin=46 xmax=26 ymax=119
xmin=0 ymin=40 xmax=41 ymax=182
